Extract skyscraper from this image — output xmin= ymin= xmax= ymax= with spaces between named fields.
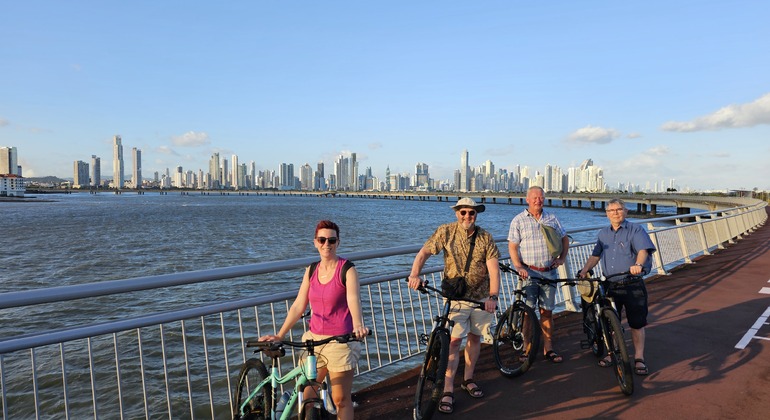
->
xmin=132 ymin=147 xmax=142 ymax=189
xmin=113 ymin=135 xmax=124 ymax=189
xmin=209 ymin=153 xmax=221 ymax=189
xmin=91 ymin=155 xmax=101 ymax=187
xmin=0 ymin=146 xmax=19 ymax=175
xmin=460 ymin=149 xmax=470 ymax=192
xmin=73 ymin=160 xmax=89 ymax=188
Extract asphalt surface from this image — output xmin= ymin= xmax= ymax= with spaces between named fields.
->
xmin=353 ymin=208 xmax=770 ymax=419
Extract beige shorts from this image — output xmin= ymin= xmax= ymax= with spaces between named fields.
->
xmin=447 ymin=301 xmax=493 ymax=339
xmin=301 ymin=331 xmax=362 ymax=373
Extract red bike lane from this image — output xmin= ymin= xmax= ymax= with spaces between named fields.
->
xmin=354 ymin=209 xmax=770 ymax=419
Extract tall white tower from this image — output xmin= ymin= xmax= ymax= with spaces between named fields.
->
xmin=113 ymin=135 xmax=124 ymax=188
xmin=132 ymin=147 xmax=142 ymax=188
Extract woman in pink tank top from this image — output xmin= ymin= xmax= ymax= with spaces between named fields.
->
xmin=259 ymin=220 xmax=369 ymax=420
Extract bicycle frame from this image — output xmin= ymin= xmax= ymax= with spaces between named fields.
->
xmin=239 ymin=354 xmax=322 ymax=420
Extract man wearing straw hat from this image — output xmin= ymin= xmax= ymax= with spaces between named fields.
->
xmin=408 ymin=197 xmax=500 ymax=414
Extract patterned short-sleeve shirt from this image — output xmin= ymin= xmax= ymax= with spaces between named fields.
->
xmin=424 ymin=222 xmax=500 ymax=300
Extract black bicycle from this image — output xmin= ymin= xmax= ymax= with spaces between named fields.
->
xmin=494 ymin=263 xmax=542 ymax=377
xmin=406 ymin=279 xmax=486 ymax=420
xmin=577 ymin=271 xmax=639 ymax=396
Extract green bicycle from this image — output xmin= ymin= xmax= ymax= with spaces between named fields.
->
xmin=232 ymin=332 xmax=368 ymax=420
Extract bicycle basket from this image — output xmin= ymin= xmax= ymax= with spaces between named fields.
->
xmin=576 ymin=280 xmax=596 ymax=303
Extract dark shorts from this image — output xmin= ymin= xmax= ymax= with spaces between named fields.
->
xmin=607 ymin=281 xmax=648 ymax=329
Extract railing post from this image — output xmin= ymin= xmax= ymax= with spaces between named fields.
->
xmin=695 ymin=215 xmax=712 ymax=256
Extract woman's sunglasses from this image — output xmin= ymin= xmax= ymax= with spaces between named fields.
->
xmin=316 ymin=236 xmax=338 ymax=245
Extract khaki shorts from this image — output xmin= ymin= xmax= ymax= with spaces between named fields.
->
xmin=447 ymin=301 xmax=493 ymax=339
xmin=301 ymin=331 xmax=362 ymax=373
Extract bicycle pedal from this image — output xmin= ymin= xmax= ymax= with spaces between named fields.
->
xmin=419 ymin=333 xmax=429 ymax=345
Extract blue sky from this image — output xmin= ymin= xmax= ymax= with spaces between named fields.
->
xmin=2 ymin=1 xmax=769 ymax=191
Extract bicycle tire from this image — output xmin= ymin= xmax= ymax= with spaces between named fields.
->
xmin=233 ymin=358 xmax=272 ymax=420
xmin=583 ymin=304 xmax=604 ymax=357
xmin=492 ymin=303 xmax=541 ymax=377
xmin=414 ymin=329 xmax=450 ymax=420
xmin=601 ymin=309 xmax=634 ymax=396
xmin=300 ymin=399 xmax=328 ymax=420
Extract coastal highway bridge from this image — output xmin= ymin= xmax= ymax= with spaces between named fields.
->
xmin=0 ymin=195 xmax=766 ymax=418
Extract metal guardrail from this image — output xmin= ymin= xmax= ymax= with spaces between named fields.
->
xmin=0 ymin=202 xmax=766 ymax=419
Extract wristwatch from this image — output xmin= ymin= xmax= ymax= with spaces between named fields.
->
xmin=489 ymin=295 xmax=498 ymax=301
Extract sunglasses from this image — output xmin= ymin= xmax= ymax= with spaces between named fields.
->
xmin=316 ymin=236 xmax=338 ymax=245
xmin=459 ymin=210 xmax=476 ymax=217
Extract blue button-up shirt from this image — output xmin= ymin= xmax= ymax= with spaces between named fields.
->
xmin=592 ymin=220 xmax=656 ymax=277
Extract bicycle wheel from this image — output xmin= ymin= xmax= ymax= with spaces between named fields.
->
xmin=601 ymin=309 xmax=634 ymax=396
xmin=414 ymin=329 xmax=449 ymax=420
xmin=300 ymin=399 xmax=329 ymax=420
xmin=492 ymin=303 xmax=540 ymax=377
xmin=233 ymin=358 xmax=272 ymax=420
xmin=583 ymin=304 xmax=604 ymax=357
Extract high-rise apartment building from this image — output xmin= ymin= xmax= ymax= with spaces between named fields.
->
xmin=349 ymin=152 xmax=358 ymax=191
xmin=0 ymin=146 xmax=19 ymax=175
xmin=231 ymin=154 xmax=240 ymax=189
xmin=91 ymin=155 xmax=101 ymax=187
xmin=73 ymin=160 xmax=89 ymax=188
xmin=415 ymin=162 xmax=430 ymax=188
xmin=132 ymin=147 xmax=142 ymax=188
xmin=112 ymin=135 xmax=124 ymax=189
xmin=209 ymin=153 xmax=221 ymax=189
xmin=460 ymin=149 xmax=470 ymax=192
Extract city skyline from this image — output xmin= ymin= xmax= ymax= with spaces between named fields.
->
xmin=2 ymin=2 xmax=770 ymax=191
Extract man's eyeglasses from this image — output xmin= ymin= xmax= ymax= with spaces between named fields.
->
xmin=459 ymin=210 xmax=476 ymax=217
xmin=606 ymin=208 xmax=625 ymax=214
xmin=316 ymin=236 xmax=338 ymax=245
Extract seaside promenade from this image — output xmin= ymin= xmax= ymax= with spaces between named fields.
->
xmin=353 ymin=208 xmax=770 ymax=419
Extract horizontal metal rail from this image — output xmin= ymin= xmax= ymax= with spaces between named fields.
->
xmin=0 ymin=201 xmax=765 ymax=419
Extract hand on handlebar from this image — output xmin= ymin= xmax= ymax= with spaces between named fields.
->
xmin=258 ymin=334 xmax=282 ymax=343
xmin=407 ymin=275 xmax=426 ymax=290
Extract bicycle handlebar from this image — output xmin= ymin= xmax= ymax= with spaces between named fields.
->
xmin=246 ymin=331 xmax=371 ymax=351
xmin=499 ymin=263 xmax=583 ymax=285
xmin=404 ymin=278 xmax=488 ymax=309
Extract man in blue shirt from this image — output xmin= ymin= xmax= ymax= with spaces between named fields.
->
xmin=578 ymin=198 xmax=656 ymax=375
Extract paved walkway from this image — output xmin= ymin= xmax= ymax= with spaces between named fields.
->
xmin=354 ymin=209 xmax=770 ymax=419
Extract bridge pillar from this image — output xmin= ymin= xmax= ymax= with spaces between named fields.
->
xmin=650 ymin=204 xmax=657 ymax=216
xmin=590 ymin=201 xmax=596 ymax=210
xmin=547 ymin=199 xmax=552 ymax=207
xmin=577 ymin=200 xmax=582 ymax=208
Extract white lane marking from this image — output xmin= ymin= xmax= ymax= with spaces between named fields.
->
xmin=736 ymin=306 xmax=770 ymax=349
xmin=761 ymin=287 xmax=770 ymax=295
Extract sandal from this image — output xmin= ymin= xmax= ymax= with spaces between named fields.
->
xmin=635 ymin=358 xmax=649 ymax=375
xmin=544 ymin=350 xmax=563 ymax=363
xmin=438 ymin=392 xmax=454 ymax=414
xmin=461 ymin=379 xmax=484 ymax=398
xmin=597 ymin=356 xmax=614 ymax=367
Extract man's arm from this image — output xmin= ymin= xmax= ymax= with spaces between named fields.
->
xmin=407 ymin=246 xmax=432 ymax=290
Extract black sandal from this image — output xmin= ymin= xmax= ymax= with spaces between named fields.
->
xmin=461 ymin=379 xmax=484 ymax=398
xmin=635 ymin=358 xmax=649 ymax=375
xmin=438 ymin=392 xmax=454 ymax=414
xmin=544 ymin=350 xmax=563 ymax=363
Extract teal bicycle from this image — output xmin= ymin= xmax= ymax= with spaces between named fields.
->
xmin=232 ymin=332 xmax=367 ymax=420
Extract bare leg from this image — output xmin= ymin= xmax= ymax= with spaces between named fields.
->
xmin=328 ymin=370 xmax=355 ymax=420
xmin=463 ymin=333 xmax=481 ymax=381
xmin=631 ymin=327 xmax=645 ymax=360
xmin=442 ymin=337 xmax=463 ymax=399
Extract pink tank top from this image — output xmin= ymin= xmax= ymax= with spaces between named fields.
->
xmin=308 ymin=259 xmax=353 ymax=335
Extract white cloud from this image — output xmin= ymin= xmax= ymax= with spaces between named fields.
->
xmin=567 ymin=125 xmax=621 ymax=144
xmin=171 ymin=131 xmax=210 ymax=147
xmin=648 ymin=146 xmax=669 ymax=156
xmin=626 ymin=132 xmax=642 ymax=139
xmin=155 ymin=145 xmax=180 ymax=156
xmin=0 ymin=117 xmax=9 ymax=127
xmin=661 ymin=92 xmax=770 ymax=132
